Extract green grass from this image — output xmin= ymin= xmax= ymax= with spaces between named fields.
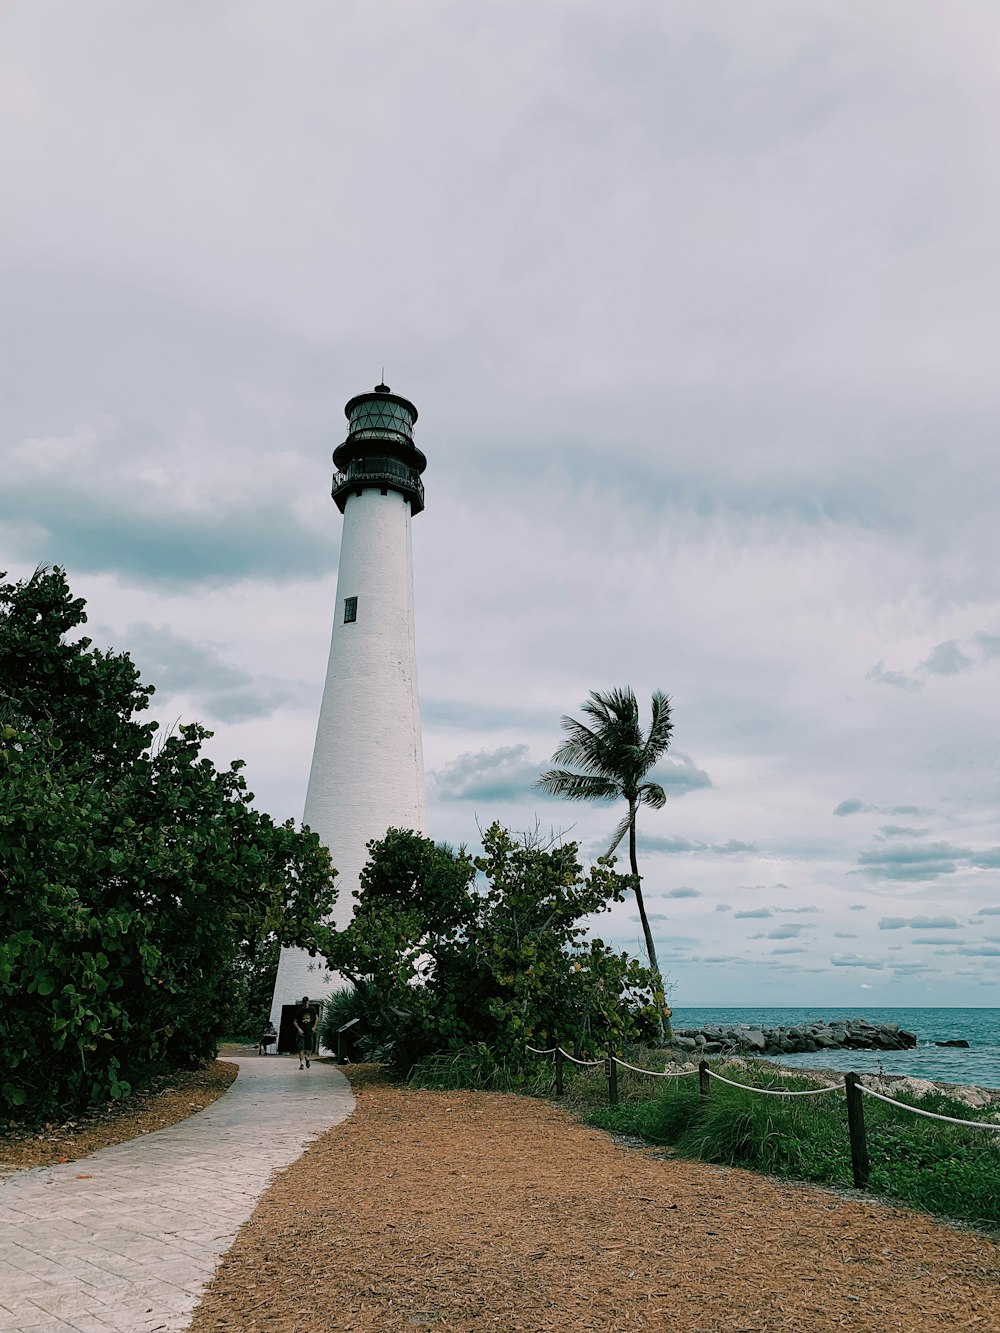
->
xmin=582 ymin=1061 xmax=1000 ymax=1233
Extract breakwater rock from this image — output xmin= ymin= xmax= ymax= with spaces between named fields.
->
xmin=668 ymin=1018 xmax=917 ymax=1057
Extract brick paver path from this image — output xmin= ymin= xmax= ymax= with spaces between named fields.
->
xmin=0 ymin=1056 xmax=354 ymax=1333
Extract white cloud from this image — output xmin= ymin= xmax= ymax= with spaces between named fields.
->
xmin=429 ymin=744 xmax=549 ymax=804
xmin=830 ymin=953 xmax=884 ymax=970
xmin=878 ymin=915 xmax=959 ymax=931
xmin=866 ymin=661 xmax=921 ymax=692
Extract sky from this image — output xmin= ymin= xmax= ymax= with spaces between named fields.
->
xmin=2 ymin=1 xmax=999 ymax=1008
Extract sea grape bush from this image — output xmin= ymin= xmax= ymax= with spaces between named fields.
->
xmin=0 ymin=567 xmax=337 ymax=1120
xmin=329 ymin=823 xmax=662 ymax=1072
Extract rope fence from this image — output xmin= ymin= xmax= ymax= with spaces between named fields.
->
xmin=557 ymin=1047 xmax=603 ymax=1068
xmin=860 ymin=1084 xmax=1000 ymax=1131
xmin=526 ymin=1043 xmax=1000 ymax=1189
xmin=706 ymin=1068 xmax=841 ymax=1097
xmin=615 ymin=1055 xmax=699 ymax=1079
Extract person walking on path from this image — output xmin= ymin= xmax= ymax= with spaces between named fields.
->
xmin=295 ymin=996 xmax=316 ymax=1069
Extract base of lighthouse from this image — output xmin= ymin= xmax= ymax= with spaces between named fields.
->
xmin=269 ymin=482 xmax=427 ymax=1041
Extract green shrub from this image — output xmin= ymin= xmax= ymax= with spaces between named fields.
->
xmin=317 ymin=983 xmax=395 ymax=1062
xmin=330 ymin=825 xmax=662 ymax=1076
xmin=409 ymin=1045 xmax=556 ymax=1095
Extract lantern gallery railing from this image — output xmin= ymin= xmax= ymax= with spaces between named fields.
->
xmin=332 ymin=460 xmax=425 ymax=514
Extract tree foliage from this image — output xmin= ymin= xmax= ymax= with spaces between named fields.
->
xmin=329 ymin=824 xmax=660 ymax=1073
xmin=0 ymin=567 xmax=336 ymax=1120
xmin=225 ymin=935 xmax=282 ymax=1042
xmin=536 ymin=686 xmax=673 ymax=1022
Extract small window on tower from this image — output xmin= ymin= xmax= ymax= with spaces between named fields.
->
xmin=344 ymin=596 xmax=358 ymax=624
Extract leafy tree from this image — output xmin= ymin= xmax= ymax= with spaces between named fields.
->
xmin=0 ymin=567 xmax=336 ymax=1120
xmin=0 ymin=564 xmax=155 ymax=777
xmin=535 ymin=687 xmax=673 ymax=1026
xmin=329 ymin=824 xmax=660 ymax=1072
xmin=226 ymin=935 xmax=281 ymax=1042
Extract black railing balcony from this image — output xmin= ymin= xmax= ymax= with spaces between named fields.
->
xmin=332 ymin=457 xmax=425 ymax=515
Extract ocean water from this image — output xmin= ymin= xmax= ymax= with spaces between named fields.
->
xmin=670 ymin=1008 xmax=1000 ymax=1090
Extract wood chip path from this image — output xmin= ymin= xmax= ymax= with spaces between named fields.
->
xmin=190 ymin=1069 xmax=1000 ymax=1332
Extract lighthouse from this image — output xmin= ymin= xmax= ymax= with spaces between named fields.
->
xmin=269 ymin=382 xmax=428 ymax=1041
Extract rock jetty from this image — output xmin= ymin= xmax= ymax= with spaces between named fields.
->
xmin=668 ymin=1017 xmax=916 ymax=1057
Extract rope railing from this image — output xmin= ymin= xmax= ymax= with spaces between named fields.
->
xmin=707 ymin=1068 xmax=841 ymax=1097
xmin=615 ymin=1055 xmax=700 ymax=1079
xmin=525 ymin=1041 xmax=1000 ymax=1192
xmin=557 ymin=1047 xmax=603 ymax=1068
xmin=525 ymin=1044 xmax=601 ymax=1096
xmin=860 ymin=1084 xmax=1000 ymax=1131
xmin=527 ymin=1044 xmax=602 ymax=1066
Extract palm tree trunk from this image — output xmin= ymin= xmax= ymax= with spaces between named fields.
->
xmin=628 ymin=802 xmax=665 ymax=1040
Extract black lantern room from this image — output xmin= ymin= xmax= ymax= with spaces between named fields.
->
xmin=332 ymin=382 xmax=427 ymax=516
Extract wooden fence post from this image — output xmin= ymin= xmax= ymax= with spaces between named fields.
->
xmin=605 ymin=1052 xmax=619 ymax=1107
xmin=555 ymin=1047 xmax=564 ymax=1098
xmin=699 ymin=1059 xmax=710 ymax=1098
xmin=844 ymin=1072 xmax=870 ymax=1189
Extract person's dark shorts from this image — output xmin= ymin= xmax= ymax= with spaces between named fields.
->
xmin=297 ymin=1031 xmax=315 ymax=1054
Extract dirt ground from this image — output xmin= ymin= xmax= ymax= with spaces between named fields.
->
xmin=190 ymin=1065 xmax=1000 ymax=1333
xmin=0 ymin=1058 xmax=237 ymax=1171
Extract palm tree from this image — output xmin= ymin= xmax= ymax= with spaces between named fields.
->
xmin=536 ymin=687 xmax=673 ymax=1010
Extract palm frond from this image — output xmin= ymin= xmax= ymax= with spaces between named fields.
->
xmin=535 ymin=769 xmax=619 ymax=802
xmin=604 ymin=808 xmax=633 ymax=859
xmin=584 ymin=686 xmax=636 ymax=720
xmin=581 ymin=687 xmax=642 ymax=747
xmin=639 ymin=691 xmax=673 ymax=769
xmin=552 ymin=716 xmax=617 ymax=776
xmin=558 ymin=689 xmax=648 ymax=781
xmin=638 ymin=781 xmax=666 ymax=810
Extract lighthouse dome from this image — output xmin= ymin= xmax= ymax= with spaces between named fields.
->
xmin=344 ymin=384 xmax=418 ymax=444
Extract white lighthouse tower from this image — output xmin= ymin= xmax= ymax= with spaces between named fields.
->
xmin=269 ymin=382 xmax=428 ymax=1041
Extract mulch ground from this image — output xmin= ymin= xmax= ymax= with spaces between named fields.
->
xmin=0 ymin=1058 xmax=237 ymax=1171
xmin=190 ymin=1065 xmax=1000 ymax=1333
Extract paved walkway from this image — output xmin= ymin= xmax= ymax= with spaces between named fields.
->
xmin=0 ymin=1056 xmax=354 ymax=1333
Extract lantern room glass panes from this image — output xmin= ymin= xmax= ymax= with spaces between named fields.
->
xmin=349 ymin=400 xmax=414 ymax=441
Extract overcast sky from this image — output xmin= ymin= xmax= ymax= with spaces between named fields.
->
xmin=3 ymin=1 xmax=999 ymax=1008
